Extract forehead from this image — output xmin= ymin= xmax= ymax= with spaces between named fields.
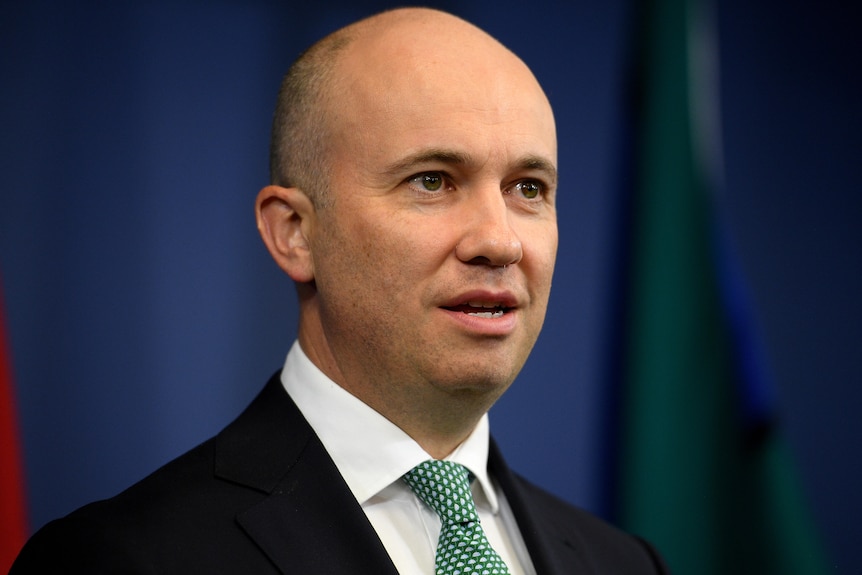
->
xmin=328 ymin=19 xmax=557 ymax=173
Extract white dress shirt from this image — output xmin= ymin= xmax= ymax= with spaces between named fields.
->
xmin=280 ymin=341 xmax=536 ymax=575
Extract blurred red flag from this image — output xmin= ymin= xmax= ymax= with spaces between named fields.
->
xmin=0 ymin=283 xmax=28 ymax=572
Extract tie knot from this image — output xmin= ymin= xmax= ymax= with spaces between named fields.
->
xmin=403 ymin=460 xmax=479 ymax=525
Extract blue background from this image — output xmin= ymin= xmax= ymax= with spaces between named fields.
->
xmin=1 ymin=0 xmax=859 ymax=571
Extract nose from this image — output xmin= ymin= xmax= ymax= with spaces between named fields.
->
xmin=454 ymin=188 xmax=523 ymax=267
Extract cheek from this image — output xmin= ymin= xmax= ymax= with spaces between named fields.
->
xmin=319 ymin=213 xmax=430 ymax=304
xmin=357 ymin=210 xmax=449 ymax=265
xmin=524 ymin=223 xmax=558 ymax=284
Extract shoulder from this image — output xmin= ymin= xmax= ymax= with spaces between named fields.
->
xmin=11 ymin=375 xmax=300 ymax=574
xmin=11 ymin=438 xmax=246 ymax=573
xmin=508 ymin=472 xmax=670 ymax=574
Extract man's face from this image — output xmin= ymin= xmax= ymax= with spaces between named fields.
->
xmin=305 ymin=23 xmax=558 ymax=408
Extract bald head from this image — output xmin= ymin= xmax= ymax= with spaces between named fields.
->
xmin=268 ymin=8 xmax=553 ymax=206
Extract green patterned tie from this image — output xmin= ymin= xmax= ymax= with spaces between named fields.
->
xmin=403 ymin=460 xmax=511 ymax=575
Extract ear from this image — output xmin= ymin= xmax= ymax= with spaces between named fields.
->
xmin=255 ymin=185 xmax=316 ymax=283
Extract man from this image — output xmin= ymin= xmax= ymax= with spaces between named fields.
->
xmin=12 ymin=8 xmax=668 ymax=574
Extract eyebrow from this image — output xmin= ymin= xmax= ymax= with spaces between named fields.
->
xmin=382 ymin=148 xmax=558 ymax=187
xmin=518 ymin=155 xmax=558 ymax=188
xmin=382 ymin=148 xmax=471 ymax=176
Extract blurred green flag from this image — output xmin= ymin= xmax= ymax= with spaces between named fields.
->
xmin=616 ymin=0 xmax=831 ymax=573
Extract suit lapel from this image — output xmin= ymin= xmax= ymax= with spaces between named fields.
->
xmin=236 ymin=438 xmax=399 ymax=574
xmin=213 ymin=374 xmax=593 ymax=574
xmin=214 ymin=374 xmax=399 ymax=575
xmin=489 ymin=439 xmax=594 ymax=575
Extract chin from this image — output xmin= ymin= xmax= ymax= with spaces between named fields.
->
xmin=431 ymin=363 xmax=519 ymax=395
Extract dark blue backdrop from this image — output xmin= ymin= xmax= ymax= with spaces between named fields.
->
xmin=1 ymin=0 xmax=859 ymax=571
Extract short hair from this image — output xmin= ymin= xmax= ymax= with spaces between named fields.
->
xmin=268 ymin=30 xmax=353 ymax=207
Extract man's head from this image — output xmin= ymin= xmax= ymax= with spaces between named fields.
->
xmin=257 ymin=8 xmax=558 ymax=456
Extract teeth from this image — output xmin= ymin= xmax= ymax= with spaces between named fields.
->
xmin=467 ymin=301 xmax=501 ymax=308
xmin=466 ymin=309 xmax=504 ymax=319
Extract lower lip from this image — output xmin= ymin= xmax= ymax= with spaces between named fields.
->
xmin=440 ymin=308 xmax=518 ymax=336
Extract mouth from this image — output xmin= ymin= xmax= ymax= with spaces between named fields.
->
xmin=441 ymin=301 xmax=512 ymax=319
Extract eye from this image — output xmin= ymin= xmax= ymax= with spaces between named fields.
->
xmin=408 ymin=172 xmax=445 ymax=193
xmin=514 ymin=180 xmax=543 ymax=199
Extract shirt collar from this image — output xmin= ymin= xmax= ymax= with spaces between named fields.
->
xmin=280 ymin=341 xmax=499 ymax=513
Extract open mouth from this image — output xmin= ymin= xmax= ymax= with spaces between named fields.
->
xmin=442 ymin=302 xmax=510 ymax=319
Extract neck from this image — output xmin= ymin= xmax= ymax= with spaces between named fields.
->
xmin=334 ymin=373 xmax=494 ymax=459
xmin=295 ymin=306 xmax=501 ymax=460
xmin=382 ymin=393 xmax=490 ymax=460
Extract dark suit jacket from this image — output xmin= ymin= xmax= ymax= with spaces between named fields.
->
xmin=11 ymin=373 xmax=669 ymax=574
